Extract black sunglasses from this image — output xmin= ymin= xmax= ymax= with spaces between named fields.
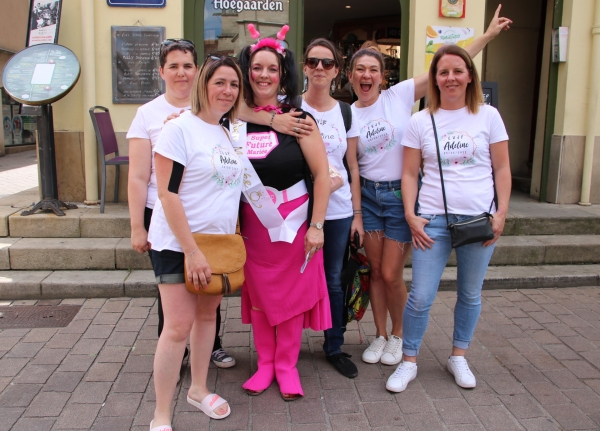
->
xmin=161 ymin=38 xmax=195 ymax=47
xmin=305 ymin=57 xmax=336 ymax=70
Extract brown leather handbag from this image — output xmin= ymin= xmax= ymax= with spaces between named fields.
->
xmin=184 ymin=229 xmax=246 ymax=296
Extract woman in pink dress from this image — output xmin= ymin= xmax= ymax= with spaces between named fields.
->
xmin=230 ymin=25 xmax=331 ymax=401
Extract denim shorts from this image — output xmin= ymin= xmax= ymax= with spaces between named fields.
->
xmin=150 ymin=249 xmax=185 ymax=284
xmin=360 ymin=177 xmax=412 ymax=243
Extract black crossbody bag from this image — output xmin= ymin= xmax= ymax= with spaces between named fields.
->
xmin=430 ymin=113 xmax=494 ymax=248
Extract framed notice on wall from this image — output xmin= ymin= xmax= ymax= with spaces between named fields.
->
xmin=26 ymin=0 xmax=63 ymax=46
xmin=111 ymin=26 xmax=165 ymax=104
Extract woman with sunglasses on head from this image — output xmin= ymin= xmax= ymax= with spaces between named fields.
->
xmin=127 ymin=39 xmax=236 ymax=373
xmin=347 ymin=6 xmax=511 ymax=368
xmin=227 ymin=25 xmax=331 ymax=401
xmin=244 ymin=38 xmax=362 ymax=379
xmin=145 ymin=56 xmax=244 ymax=429
xmin=386 ymin=44 xmax=510 ymax=393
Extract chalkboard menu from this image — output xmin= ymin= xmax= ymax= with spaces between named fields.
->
xmin=2 ymin=43 xmax=80 ymax=105
xmin=111 ymin=26 xmax=165 ymax=104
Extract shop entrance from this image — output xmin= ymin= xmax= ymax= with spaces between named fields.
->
xmin=482 ymin=0 xmax=550 ymax=197
xmin=303 ymin=0 xmax=404 ymax=103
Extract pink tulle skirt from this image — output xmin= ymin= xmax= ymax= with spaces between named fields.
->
xmin=240 ymin=196 xmax=331 ymax=331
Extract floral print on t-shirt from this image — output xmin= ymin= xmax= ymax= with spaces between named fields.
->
xmin=438 ymin=130 xmax=477 ymax=167
xmin=211 ymin=145 xmax=243 ymax=188
xmin=358 ymin=118 xmax=397 ymax=154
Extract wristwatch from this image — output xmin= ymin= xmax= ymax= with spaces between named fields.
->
xmin=309 ymin=221 xmax=324 ymax=230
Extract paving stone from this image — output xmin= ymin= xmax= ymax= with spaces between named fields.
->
xmin=130 ymin=339 xmax=156 ymax=356
xmin=498 ymin=394 xmax=546 ymax=419
xmin=563 ymin=387 xmax=600 ymax=415
xmin=0 ymin=337 xmax=20 ymax=351
xmin=13 ymin=364 xmax=58 ymax=384
xmin=403 ymin=412 xmax=446 ymax=431
xmin=541 ymin=369 xmax=587 ymax=389
xmin=106 ymin=330 xmax=138 ymax=347
xmin=7 ymin=341 xmax=44 ymax=358
xmin=0 ymin=407 xmax=25 ymax=431
xmin=0 ymin=383 xmax=42 ymax=407
xmin=98 ymin=392 xmax=142 ymax=417
xmin=548 ymin=403 xmax=598 ymax=430
xmin=92 ymin=416 xmax=134 ymax=431
xmin=323 ymin=388 xmax=360 ymax=414
xmin=112 ymin=372 xmax=151 ymax=393
xmin=115 ymin=317 xmax=145 ymax=332
xmin=289 ymin=399 xmax=326 ymax=424
xmin=24 ymin=391 xmax=70 ymax=417
xmin=85 ymin=362 xmax=122 ymax=382
xmin=71 ymin=381 xmax=112 ymax=404
xmin=71 ymin=338 xmax=105 ymax=356
xmin=92 ymin=312 xmax=121 ymax=325
xmin=433 ymin=398 xmax=479 ymax=425
xmin=0 ymin=357 xmax=28 ymax=377
xmin=523 ymin=381 xmax=570 ymax=405
xmin=562 ymin=359 xmax=600 ymax=379
xmin=21 ymin=328 xmax=58 ymax=343
xmin=251 ymin=413 xmax=289 ymax=431
xmin=43 ymin=371 xmax=84 ymax=392
xmin=10 ymin=417 xmax=56 ymax=431
xmin=57 ymin=354 xmax=95 ymax=372
xmin=53 ymin=403 xmax=101 ymax=429
xmin=82 ymin=324 xmax=114 ymax=339
xmin=96 ymin=345 xmax=131 ymax=363
xmin=518 ymin=417 xmax=561 ymax=431
xmin=472 ymin=405 xmax=523 ymax=431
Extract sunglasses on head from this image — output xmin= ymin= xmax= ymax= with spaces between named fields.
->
xmin=161 ymin=38 xmax=195 ymax=47
xmin=200 ymin=54 xmax=238 ymax=73
xmin=305 ymin=57 xmax=336 ymax=70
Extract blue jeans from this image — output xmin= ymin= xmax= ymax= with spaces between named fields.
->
xmin=402 ymin=214 xmax=496 ymax=357
xmin=322 ymin=216 xmax=353 ymax=356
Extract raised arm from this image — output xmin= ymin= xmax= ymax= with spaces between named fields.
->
xmin=413 ymin=4 xmax=512 ymax=101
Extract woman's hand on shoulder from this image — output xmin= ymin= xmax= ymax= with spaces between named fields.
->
xmin=483 ymin=209 xmax=506 ymax=247
xmin=164 ymin=109 xmax=186 ymax=124
xmin=407 ymin=213 xmax=434 ymax=250
xmin=273 ymin=109 xmax=314 ymax=136
xmin=185 ymin=249 xmax=212 ymax=291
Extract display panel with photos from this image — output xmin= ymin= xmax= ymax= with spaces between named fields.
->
xmin=27 ymin=0 xmax=63 ymax=46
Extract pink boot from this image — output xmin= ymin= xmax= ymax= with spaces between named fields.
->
xmin=243 ymin=309 xmax=276 ymax=393
xmin=275 ymin=313 xmax=304 ymax=398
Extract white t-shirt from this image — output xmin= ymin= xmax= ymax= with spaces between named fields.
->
xmin=347 ymin=79 xmax=415 ymax=181
xmin=301 ymin=100 xmax=352 ymax=220
xmin=148 ymin=111 xmax=244 ymax=252
xmin=401 ymin=105 xmax=509 ymax=216
xmin=126 ymin=95 xmax=190 ymax=209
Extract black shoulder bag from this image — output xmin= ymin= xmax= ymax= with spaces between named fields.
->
xmin=430 ymin=113 xmax=495 ymax=248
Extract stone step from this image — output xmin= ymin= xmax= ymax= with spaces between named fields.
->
xmin=1 ymin=235 xmax=599 ymax=271
xmin=3 ymin=237 xmax=152 ymax=271
xmin=0 ymin=270 xmax=157 ymax=300
xmin=1 ymin=197 xmax=599 ymax=238
xmin=1 ymin=264 xmax=598 ymax=300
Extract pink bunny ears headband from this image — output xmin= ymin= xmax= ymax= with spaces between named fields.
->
xmin=248 ymin=23 xmax=289 ymax=56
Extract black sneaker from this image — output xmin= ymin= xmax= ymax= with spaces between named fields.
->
xmin=327 ymin=352 xmax=358 ymax=378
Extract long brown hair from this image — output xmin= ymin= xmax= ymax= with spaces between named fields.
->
xmin=427 ymin=45 xmax=483 ymax=114
xmin=303 ymin=38 xmax=344 ymax=87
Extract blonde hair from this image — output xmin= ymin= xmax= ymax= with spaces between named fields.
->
xmin=427 ymin=45 xmax=483 ymax=114
xmin=190 ymin=57 xmax=243 ymax=123
xmin=360 ymin=40 xmax=380 ymax=53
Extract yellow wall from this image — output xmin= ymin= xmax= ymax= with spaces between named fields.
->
xmin=555 ymin=0 xmax=600 ymax=137
xmin=53 ymin=0 xmax=184 ymax=133
xmin=408 ymin=0 xmax=486 ymax=80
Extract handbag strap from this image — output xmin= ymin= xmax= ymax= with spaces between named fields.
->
xmin=431 ymin=113 xmax=495 ymax=219
xmin=430 ymin=113 xmax=450 ymax=226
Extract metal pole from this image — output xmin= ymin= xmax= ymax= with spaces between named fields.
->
xmin=37 ymin=105 xmax=58 ymax=200
xmin=579 ymin=0 xmax=600 ymax=205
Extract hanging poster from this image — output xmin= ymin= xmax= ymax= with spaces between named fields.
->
xmin=439 ymin=0 xmax=466 ymax=18
xmin=425 ymin=26 xmax=474 ymax=70
xmin=27 ymin=0 xmax=63 ymax=46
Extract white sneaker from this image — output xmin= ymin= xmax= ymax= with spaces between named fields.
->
xmin=362 ymin=336 xmax=387 ymax=363
xmin=386 ymin=361 xmax=417 ymax=393
xmin=380 ymin=335 xmax=402 ymax=365
xmin=447 ymin=356 xmax=476 ymax=388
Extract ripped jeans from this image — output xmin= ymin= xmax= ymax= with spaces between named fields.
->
xmin=360 ymin=177 xmax=412 ymax=244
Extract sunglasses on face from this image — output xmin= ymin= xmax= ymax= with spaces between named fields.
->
xmin=305 ymin=57 xmax=336 ymax=70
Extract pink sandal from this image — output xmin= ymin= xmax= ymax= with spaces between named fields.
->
xmin=149 ymin=420 xmax=172 ymax=431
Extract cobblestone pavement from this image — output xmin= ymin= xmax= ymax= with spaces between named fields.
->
xmin=0 ymin=151 xmax=38 ymax=199
xmin=1 ymin=287 xmax=600 ymax=431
